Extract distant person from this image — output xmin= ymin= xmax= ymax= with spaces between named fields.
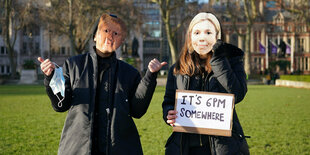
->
xmin=122 ymin=42 xmax=128 ymax=57
xmin=38 ymin=13 xmax=166 ymax=155
xmin=274 ymin=71 xmax=280 ymax=80
xmin=266 ymin=70 xmax=271 ymax=85
xmin=279 ymin=40 xmax=286 ymax=57
xmin=131 ymin=37 xmax=139 ymax=57
xmin=272 ymin=71 xmax=280 ymax=84
xmin=266 ymin=74 xmax=271 ymax=85
xmin=162 ymin=12 xmax=249 ymax=154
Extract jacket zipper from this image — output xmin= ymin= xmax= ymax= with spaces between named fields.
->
xmin=209 ymin=136 xmax=215 ymax=155
xmin=180 ymin=133 xmax=183 ymax=155
xmin=106 ymin=67 xmax=113 ymax=155
xmin=200 ymin=135 xmax=203 ymax=146
xmin=180 ymin=75 xmax=188 ymax=155
xmin=202 ymin=73 xmax=205 ymax=91
xmin=106 ymin=108 xmax=110 ymax=155
xmin=90 ymin=63 xmax=97 ymax=154
xmin=201 ymin=72 xmax=206 ymax=148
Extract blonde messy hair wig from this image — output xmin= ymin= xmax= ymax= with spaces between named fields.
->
xmin=92 ymin=13 xmax=127 ymax=41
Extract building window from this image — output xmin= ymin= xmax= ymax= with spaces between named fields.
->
xmin=230 ymin=34 xmax=238 ymax=47
xmin=297 ymin=38 xmax=304 ymax=52
xmin=22 ymin=42 xmax=27 ymax=54
xmin=143 ymin=41 xmax=160 ymax=48
xmin=1 ymin=46 xmax=6 ymax=55
xmin=301 ymin=39 xmax=304 ymax=52
xmin=29 ymin=42 xmax=33 ymax=51
xmin=0 ymin=65 xmax=11 ymax=74
xmin=67 ymin=47 xmax=70 ymax=55
xmin=6 ymin=66 xmax=10 ymax=74
xmin=23 ymin=24 xmax=40 ymax=37
xmin=0 ymin=65 xmax=4 ymax=74
xmin=306 ymin=57 xmax=308 ymax=70
xmin=35 ymin=42 xmax=40 ymax=54
xmin=51 ymin=49 xmax=56 ymax=55
xmin=61 ymin=47 xmax=66 ymax=55
xmin=302 ymin=58 xmax=304 ymax=70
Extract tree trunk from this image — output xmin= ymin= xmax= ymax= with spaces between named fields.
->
xmin=7 ymin=45 xmax=17 ymax=79
xmin=5 ymin=0 xmax=17 ymax=78
xmin=244 ymin=25 xmax=252 ymax=76
xmin=165 ymin=23 xmax=177 ymax=64
xmin=69 ymin=34 xmax=76 ymax=55
xmin=68 ymin=0 xmax=76 ymax=56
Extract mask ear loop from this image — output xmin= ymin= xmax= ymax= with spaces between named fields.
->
xmin=53 ymin=62 xmax=60 ymax=68
xmin=52 ymin=62 xmax=64 ymax=107
xmin=55 ymin=93 xmax=64 ymax=107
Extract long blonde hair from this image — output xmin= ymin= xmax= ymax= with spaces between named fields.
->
xmin=174 ymin=12 xmax=222 ymax=76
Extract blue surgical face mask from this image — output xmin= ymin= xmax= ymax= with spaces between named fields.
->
xmin=49 ymin=64 xmax=65 ymax=107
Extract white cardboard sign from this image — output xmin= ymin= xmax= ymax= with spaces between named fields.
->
xmin=173 ymin=89 xmax=235 ymax=137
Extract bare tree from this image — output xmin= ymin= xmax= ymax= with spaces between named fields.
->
xmin=40 ymin=0 xmax=142 ymax=56
xmin=276 ymin=0 xmax=310 ymax=26
xmin=148 ymin=0 xmax=197 ymax=64
xmin=0 ymin=0 xmax=34 ymax=78
xmin=223 ymin=0 xmax=258 ymax=75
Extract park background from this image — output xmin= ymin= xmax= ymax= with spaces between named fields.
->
xmin=1 ymin=84 xmax=310 ymax=154
xmin=1 ymin=0 xmax=310 ymax=154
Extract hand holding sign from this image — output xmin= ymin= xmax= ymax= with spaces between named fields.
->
xmin=166 ymin=110 xmax=177 ymax=126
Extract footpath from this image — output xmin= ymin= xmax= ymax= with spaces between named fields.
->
xmin=156 ymin=78 xmax=264 ymax=86
xmin=3 ymin=77 xmax=309 ymax=89
xmin=275 ymin=79 xmax=310 ymax=89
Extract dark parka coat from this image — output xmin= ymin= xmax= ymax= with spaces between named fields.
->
xmin=162 ymin=41 xmax=250 ymax=155
xmin=44 ymin=47 xmax=157 ymax=155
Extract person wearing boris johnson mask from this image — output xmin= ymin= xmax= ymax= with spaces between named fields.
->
xmin=38 ymin=13 xmax=166 ymax=155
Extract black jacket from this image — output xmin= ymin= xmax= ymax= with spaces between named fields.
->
xmin=44 ymin=48 xmax=157 ymax=155
xmin=162 ymin=42 xmax=249 ymax=155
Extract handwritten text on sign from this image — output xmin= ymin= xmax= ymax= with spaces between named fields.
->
xmin=174 ymin=90 xmax=234 ymax=135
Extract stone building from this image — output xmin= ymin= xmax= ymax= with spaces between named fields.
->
xmin=1 ymin=0 xmax=309 ymax=77
xmin=214 ymin=0 xmax=310 ymax=74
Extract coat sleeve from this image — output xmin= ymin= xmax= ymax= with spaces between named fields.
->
xmin=210 ymin=45 xmax=247 ymax=104
xmin=162 ymin=66 xmax=176 ymax=125
xmin=129 ymin=69 xmax=158 ymax=118
xmin=44 ymin=59 xmax=72 ymax=112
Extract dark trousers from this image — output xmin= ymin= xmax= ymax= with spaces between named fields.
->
xmin=189 ymin=146 xmax=211 ymax=155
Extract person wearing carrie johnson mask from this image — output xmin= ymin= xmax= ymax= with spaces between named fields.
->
xmin=38 ymin=13 xmax=166 ymax=155
xmin=162 ymin=12 xmax=249 ymax=155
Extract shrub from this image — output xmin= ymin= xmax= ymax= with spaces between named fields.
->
xmin=23 ymin=60 xmax=36 ymax=69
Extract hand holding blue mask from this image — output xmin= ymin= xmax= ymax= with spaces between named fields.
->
xmin=49 ymin=63 xmax=65 ymax=107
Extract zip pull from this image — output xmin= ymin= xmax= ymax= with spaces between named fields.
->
xmin=239 ymin=134 xmax=251 ymax=139
xmin=200 ymin=135 xmax=203 ymax=146
xmin=106 ymin=108 xmax=111 ymax=155
xmin=201 ymin=73 xmax=205 ymax=91
xmin=106 ymin=108 xmax=110 ymax=116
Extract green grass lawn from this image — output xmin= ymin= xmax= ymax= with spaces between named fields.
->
xmin=0 ymin=85 xmax=309 ymax=154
